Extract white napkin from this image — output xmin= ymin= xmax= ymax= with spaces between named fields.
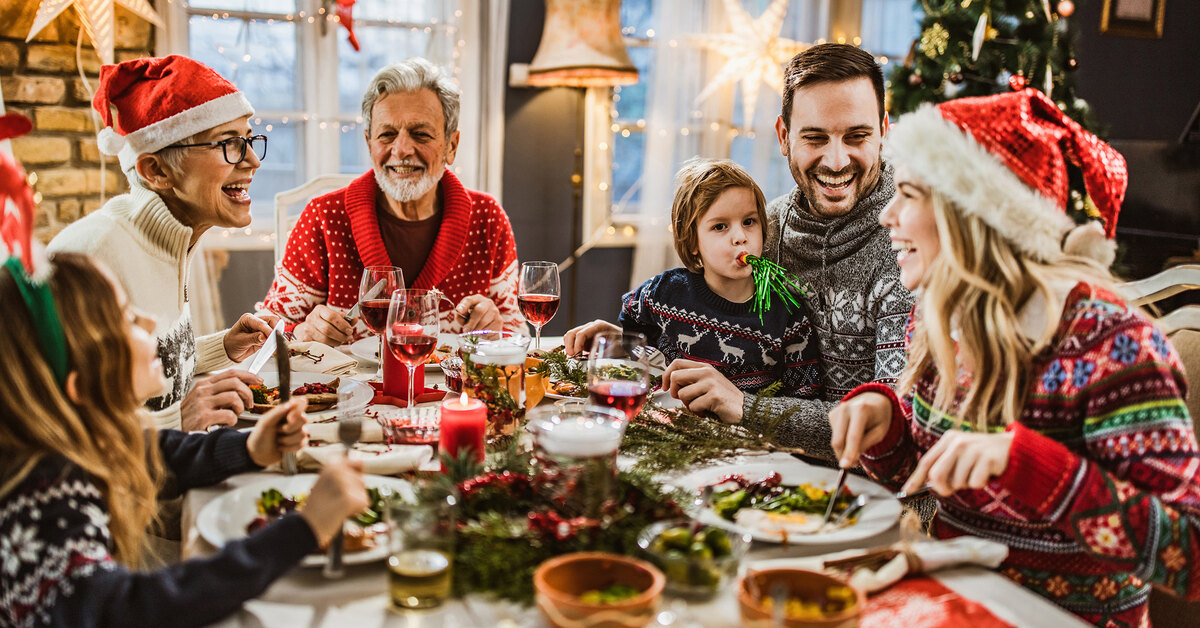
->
xmin=306 ymin=420 xmax=385 ymax=444
xmin=295 ymin=442 xmax=433 ymax=475
xmin=287 ymin=341 xmax=358 ymax=376
xmin=847 ymin=537 xmax=1009 ymax=593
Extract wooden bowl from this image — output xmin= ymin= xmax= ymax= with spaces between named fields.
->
xmin=737 ymin=568 xmax=864 ymax=628
xmin=534 ymin=552 xmax=665 ymax=628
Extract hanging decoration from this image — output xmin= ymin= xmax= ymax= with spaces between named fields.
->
xmin=688 ymin=0 xmax=809 ymax=124
xmin=321 ymin=0 xmax=360 ymax=51
xmin=25 ymin=0 xmax=164 ymax=66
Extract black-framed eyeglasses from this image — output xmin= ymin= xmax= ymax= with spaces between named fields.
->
xmin=169 ymin=134 xmax=268 ymax=165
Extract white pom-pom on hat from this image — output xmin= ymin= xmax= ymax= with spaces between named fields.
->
xmin=1063 ymin=221 xmax=1116 ymax=268
xmin=96 ymin=127 xmax=125 ymax=155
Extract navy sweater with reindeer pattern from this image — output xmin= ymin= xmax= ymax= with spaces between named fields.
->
xmin=618 ymin=268 xmax=822 ymax=399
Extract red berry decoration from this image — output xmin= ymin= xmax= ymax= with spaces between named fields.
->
xmin=1008 ymin=74 xmax=1027 ymax=91
xmin=1057 ymin=1 xmax=1075 ymax=17
xmin=908 ymin=72 xmax=923 ymax=86
xmin=948 ymin=72 xmax=964 ymax=84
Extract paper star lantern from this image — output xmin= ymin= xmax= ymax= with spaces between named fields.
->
xmin=689 ymin=0 xmax=809 ymax=123
xmin=26 ymin=0 xmax=163 ymax=66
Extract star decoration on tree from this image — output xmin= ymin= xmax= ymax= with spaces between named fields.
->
xmin=26 ymin=0 xmax=163 ymax=66
xmin=689 ymin=0 xmax=809 ymax=123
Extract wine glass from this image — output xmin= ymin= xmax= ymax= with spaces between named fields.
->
xmin=386 ymin=289 xmax=441 ymax=408
xmin=586 ymin=331 xmax=650 ymax=421
xmin=359 ymin=266 xmax=404 ymax=369
xmin=518 ymin=261 xmax=560 ymax=352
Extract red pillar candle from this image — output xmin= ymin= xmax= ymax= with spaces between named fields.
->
xmin=439 ymin=392 xmax=486 ymax=467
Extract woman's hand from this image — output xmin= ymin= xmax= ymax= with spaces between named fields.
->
xmin=828 ymin=392 xmax=896 ymax=468
xmin=224 ymin=313 xmax=280 ymax=361
xmin=246 ymin=398 xmax=308 ymax=467
xmin=294 ymin=304 xmax=355 ymax=346
xmin=298 ymin=457 xmax=368 ymax=548
xmin=901 ymin=431 xmax=1015 ymax=496
xmin=562 ymin=320 xmax=621 ymax=356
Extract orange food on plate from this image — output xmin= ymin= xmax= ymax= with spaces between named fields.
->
xmin=427 ymin=344 xmax=454 ymax=364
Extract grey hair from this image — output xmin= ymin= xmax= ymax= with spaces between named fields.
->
xmin=130 ymin=132 xmax=202 ymax=188
xmin=361 ymin=57 xmax=460 ymax=138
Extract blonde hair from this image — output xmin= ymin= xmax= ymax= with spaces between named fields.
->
xmin=0 ymin=252 xmax=161 ymax=566
xmin=671 ymin=158 xmax=767 ymax=273
xmin=899 ymin=192 xmax=1116 ymax=430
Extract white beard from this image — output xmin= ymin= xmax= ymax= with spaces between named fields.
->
xmin=374 ymin=163 xmax=444 ymax=203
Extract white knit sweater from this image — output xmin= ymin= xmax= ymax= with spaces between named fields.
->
xmin=47 ymin=180 xmax=234 ymax=430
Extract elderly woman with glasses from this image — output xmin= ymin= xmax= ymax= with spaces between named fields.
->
xmin=49 ymin=56 xmax=278 ymax=433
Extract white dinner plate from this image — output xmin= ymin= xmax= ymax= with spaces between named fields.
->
xmin=348 ymin=337 xmax=381 ymax=365
xmin=196 ymin=474 xmax=408 ymax=568
xmin=240 ymin=373 xmax=374 ymax=422
xmin=671 ymin=460 xmax=901 ymax=545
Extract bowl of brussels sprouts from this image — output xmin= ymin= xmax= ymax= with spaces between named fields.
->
xmin=637 ymin=518 xmax=752 ymax=599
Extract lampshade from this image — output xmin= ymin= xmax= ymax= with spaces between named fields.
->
xmin=527 ymin=0 xmax=638 ymax=87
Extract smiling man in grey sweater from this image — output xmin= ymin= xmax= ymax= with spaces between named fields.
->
xmin=662 ymin=44 xmax=912 ymax=462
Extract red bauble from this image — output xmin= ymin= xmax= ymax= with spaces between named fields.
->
xmin=1008 ymin=74 xmax=1027 ymax=91
xmin=908 ymin=72 xmax=923 ymax=86
xmin=1057 ymin=1 xmax=1075 ymax=17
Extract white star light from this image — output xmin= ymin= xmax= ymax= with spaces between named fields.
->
xmin=689 ymin=0 xmax=809 ymax=123
xmin=26 ymin=0 xmax=164 ymax=66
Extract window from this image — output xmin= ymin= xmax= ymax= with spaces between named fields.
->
xmin=161 ymin=0 xmax=474 ymax=231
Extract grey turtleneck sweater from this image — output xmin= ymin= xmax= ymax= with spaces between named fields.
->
xmin=746 ymin=164 xmax=914 ymax=461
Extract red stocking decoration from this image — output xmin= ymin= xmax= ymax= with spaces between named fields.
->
xmin=337 ymin=0 xmax=360 ymax=51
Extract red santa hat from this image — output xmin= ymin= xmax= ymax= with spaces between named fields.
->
xmin=883 ymin=88 xmax=1127 ymax=265
xmin=93 ymin=55 xmax=253 ymax=173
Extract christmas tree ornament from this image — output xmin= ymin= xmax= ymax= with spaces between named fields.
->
xmin=1044 ymin=62 xmax=1054 ymax=95
xmin=1057 ymin=0 xmax=1075 ymax=17
xmin=25 ymin=0 xmax=164 ymax=66
xmin=1008 ymin=73 xmax=1027 ymax=91
xmin=971 ymin=12 xmax=988 ymax=60
xmin=1066 ymin=57 xmax=1078 ymax=71
xmin=736 ymin=253 xmax=807 ymax=323
xmin=909 ymin=72 xmax=924 ymax=86
xmin=948 ymin=71 xmax=965 ymax=84
xmin=943 ymin=79 xmax=965 ymax=98
xmin=921 ymin=23 xmax=951 ymax=59
xmin=1041 ymin=0 xmax=1053 ymax=21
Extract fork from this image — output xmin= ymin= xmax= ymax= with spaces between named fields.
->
xmin=323 ymin=405 xmax=362 ymax=579
xmin=832 ymin=494 xmax=869 ymax=527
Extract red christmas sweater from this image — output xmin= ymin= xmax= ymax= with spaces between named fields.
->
xmin=257 ymin=169 xmax=524 ymax=339
xmin=847 ymin=283 xmax=1200 ymax=627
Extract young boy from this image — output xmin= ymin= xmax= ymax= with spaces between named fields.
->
xmin=568 ymin=158 xmax=821 ymax=399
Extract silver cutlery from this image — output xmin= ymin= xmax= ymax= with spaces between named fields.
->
xmin=344 ymin=278 xmax=388 ymax=322
xmin=893 ymin=484 xmax=933 ymax=503
xmin=246 ymin=320 xmax=286 ymax=375
xmin=274 ymin=329 xmax=298 ymax=476
xmin=820 ymin=468 xmax=848 ymax=530
xmin=324 ymin=392 xmax=363 ymax=579
xmin=833 ymin=494 xmax=869 ymax=527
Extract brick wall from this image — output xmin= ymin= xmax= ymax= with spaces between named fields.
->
xmin=0 ymin=3 xmax=155 ymax=242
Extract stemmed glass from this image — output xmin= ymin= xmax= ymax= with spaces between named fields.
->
xmin=386 ymin=289 xmax=440 ymax=408
xmin=518 ymin=261 xmax=560 ymax=352
xmin=359 ymin=266 xmax=404 ymax=369
xmin=586 ymin=331 xmax=650 ymax=421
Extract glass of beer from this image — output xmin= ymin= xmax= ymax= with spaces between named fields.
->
xmin=385 ymin=474 xmax=459 ymax=610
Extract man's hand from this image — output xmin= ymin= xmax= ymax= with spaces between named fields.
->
xmin=294 ymin=304 xmax=355 ymax=346
xmin=661 ymin=358 xmax=744 ymax=423
xmin=455 ymin=295 xmax=502 ymax=332
xmin=562 ymin=320 xmax=621 ymax=356
xmin=901 ymin=431 xmax=1014 ymax=497
xmin=298 ymin=457 xmax=368 ymax=548
xmin=224 ymin=313 xmax=280 ymax=361
xmin=180 ymin=369 xmax=262 ymax=431
xmin=246 ymin=398 xmax=308 ymax=467
xmin=828 ymin=392 xmax=895 ymax=469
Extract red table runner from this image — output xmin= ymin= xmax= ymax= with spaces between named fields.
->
xmin=862 ymin=577 xmax=1014 ymax=627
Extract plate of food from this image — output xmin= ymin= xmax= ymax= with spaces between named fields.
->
xmin=243 ymin=373 xmax=374 ymax=422
xmin=672 ymin=460 xmax=901 ymax=545
xmin=348 ymin=337 xmax=454 ymax=366
xmin=537 ymin=347 xmax=666 ymax=401
xmin=195 ymin=474 xmax=406 ymax=567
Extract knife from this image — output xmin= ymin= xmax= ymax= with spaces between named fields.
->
xmin=344 ymin=278 xmax=388 ymax=322
xmin=246 ymin=320 xmax=286 ymax=375
xmin=275 ymin=328 xmax=298 ymax=476
xmin=821 ymin=468 xmax=848 ymax=530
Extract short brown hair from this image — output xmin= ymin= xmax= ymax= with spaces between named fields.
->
xmin=780 ymin=43 xmax=884 ymax=131
xmin=671 ymin=158 xmax=767 ymax=273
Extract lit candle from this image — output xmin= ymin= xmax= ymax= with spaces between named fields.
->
xmin=439 ymin=392 xmax=486 ymax=467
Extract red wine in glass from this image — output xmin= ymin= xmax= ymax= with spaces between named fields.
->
xmin=518 ymin=293 xmax=560 ymax=326
xmin=588 ymin=380 xmax=649 ymax=421
xmin=360 ymin=299 xmax=392 ymax=334
xmin=388 ymin=334 xmax=437 ymax=367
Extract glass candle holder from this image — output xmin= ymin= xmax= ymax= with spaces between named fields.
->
xmin=526 ymin=404 xmax=627 ymax=520
xmin=458 ymin=330 xmax=530 ymax=437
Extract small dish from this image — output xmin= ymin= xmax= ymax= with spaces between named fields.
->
xmin=375 ymin=406 xmax=439 ymax=445
xmin=737 ymin=568 xmax=863 ymax=628
xmin=534 ymin=552 xmax=664 ymax=628
xmin=637 ymin=518 xmax=751 ymax=599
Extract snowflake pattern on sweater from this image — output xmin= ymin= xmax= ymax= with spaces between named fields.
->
xmin=852 ymin=283 xmax=1200 ymax=627
xmin=258 ymin=169 xmax=524 ymax=339
xmin=618 ymin=268 xmax=821 ymax=398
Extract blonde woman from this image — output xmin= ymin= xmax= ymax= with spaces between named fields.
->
xmin=829 ymin=89 xmax=1200 ymax=626
xmin=0 ymin=252 xmax=367 ymax=627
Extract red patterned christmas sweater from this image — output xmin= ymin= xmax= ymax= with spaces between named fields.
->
xmin=257 ymin=169 xmax=524 ymax=339
xmin=848 ymin=283 xmax=1200 ymax=627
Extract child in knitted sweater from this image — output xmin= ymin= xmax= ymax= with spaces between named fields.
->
xmin=565 ymin=158 xmax=821 ymax=408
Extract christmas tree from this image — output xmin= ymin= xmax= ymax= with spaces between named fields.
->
xmin=888 ymin=0 xmax=1100 ymax=220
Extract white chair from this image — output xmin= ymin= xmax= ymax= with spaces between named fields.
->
xmin=1120 ymin=264 xmax=1200 ymax=307
xmin=273 ymin=174 xmax=358 ymax=265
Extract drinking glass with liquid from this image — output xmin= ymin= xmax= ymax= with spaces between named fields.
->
xmin=518 ymin=261 xmax=559 ymax=352
xmin=385 ymin=475 xmax=458 ymax=610
xmin=586 ymin=331 xmax=650 ymax=421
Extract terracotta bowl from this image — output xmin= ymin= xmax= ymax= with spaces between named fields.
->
xmin=533 ymin=552 xmax=665 ymax=628
xmin=737 ymin=568 xmax=864 ymax=628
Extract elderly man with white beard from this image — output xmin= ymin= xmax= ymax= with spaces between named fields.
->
xmin=259 ymin=58 xmax=524 ymax=344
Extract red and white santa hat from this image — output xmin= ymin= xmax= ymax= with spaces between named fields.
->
xmin=93 ymin=55 xmax=253 ymax=173
xmin=883 ymin=88 xmax=1127 ymax=265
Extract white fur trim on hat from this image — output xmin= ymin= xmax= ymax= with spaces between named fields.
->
xmin=110 ymin=91 xmax=253 ymax=172
xmin=883 ymin=104 xmax=1074 ymax=263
